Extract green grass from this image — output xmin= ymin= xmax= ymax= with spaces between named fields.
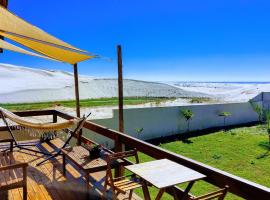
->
xmin=189 ymin=97 xmax=212 ymax=103
xmin=130 ymin=125 xmax=270 ymax=200
xmin=0 ymin=97 xmax=173 ymax=111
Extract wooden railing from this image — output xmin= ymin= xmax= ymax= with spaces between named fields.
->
xmin=0 ymin=109 xmax=269 ymax=200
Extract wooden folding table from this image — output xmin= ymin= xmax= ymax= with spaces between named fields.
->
xmin=125 ymin=159 xmax=206 ymax=200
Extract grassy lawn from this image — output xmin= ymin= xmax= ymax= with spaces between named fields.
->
xmin=0 ymin=97 xmax=173 ymax=111
xmin=131 ymin=125 xmax=270 ymax=200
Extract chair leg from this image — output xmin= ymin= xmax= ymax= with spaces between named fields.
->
xmin=155 ymin=188 xmax=165 ymax=200
xmin=128 ymin=189 xmax=133 ymax=200
xmin=23 ymin=166 xmax=27 ymax=200
xmin=0 ymin=190 xmax=8 ymax=200
xmin=112 ymin=189 xmax=118 ymax=200
xmin=10 ymin=141 xmax=13 ymax=152
xmin=62 ymin=154 xmax=66 ymax=176
xmin=102 ymin=181 xmax=108 ymax=200
xmin=23 ymin=185 xmax=27 ymax=200
xmin=85 ymin=174 xmax=90 ymax=199
xmin=218 ymin=186 xmax=229 ymax=200
xmin=142 ymin=181 xmax=151 ymax=200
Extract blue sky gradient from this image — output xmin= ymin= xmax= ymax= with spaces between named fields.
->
xmin=1 ymin=0 xmax=270 ymax=81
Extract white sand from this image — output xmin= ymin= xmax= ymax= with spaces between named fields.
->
xmin=171 ymin=82 xmax=269 ymax=102
xmin=0 ymin=63 xmax=268 ymax=121
xmin=0 ymin=63 xmax=208 ymax=103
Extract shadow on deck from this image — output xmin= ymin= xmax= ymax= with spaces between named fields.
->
xmin=0 ymin=141 xmax=141 ymax=200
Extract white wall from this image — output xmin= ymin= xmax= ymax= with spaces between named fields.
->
xmin=83 ymin=102 xmax=259 ymax=149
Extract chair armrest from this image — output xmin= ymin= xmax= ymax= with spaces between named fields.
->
xmin=189 ymin=186 xmax=229 ymax=200
xmin=0 ymin=139 xmax=13 ymax=143
xmin=113 ymin=174 xmax=135 ymax=181
xmin=0 ymin=162 xmax=28 ymax=171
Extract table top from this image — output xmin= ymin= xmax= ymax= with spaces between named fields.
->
xmin=125 ymin=159 xmax=206 ymax=189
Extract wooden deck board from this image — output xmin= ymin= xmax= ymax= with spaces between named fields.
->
xmin=0 ymin=141 xmax=142 ymax=200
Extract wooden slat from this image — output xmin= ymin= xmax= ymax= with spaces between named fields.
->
xmin=0 ymin=141 xmax=141 ymax=200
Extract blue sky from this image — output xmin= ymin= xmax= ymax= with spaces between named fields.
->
xmin=1 ymin=0 xmax=270 ymax=81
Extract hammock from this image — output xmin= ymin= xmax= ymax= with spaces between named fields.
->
xmin=0 ymin=108 xmax=77 ymax=131
xmin=0 ymin=108 xmax=89 ymax=161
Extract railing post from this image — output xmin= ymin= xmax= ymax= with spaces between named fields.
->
xmin=53 ymin=112 xmax=57 ymax=123
xmin=114 ymin=135 xmax=124 ymax=178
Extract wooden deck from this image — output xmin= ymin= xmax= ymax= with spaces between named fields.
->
xmin=0 ymin=141 xmax=142 ymax=200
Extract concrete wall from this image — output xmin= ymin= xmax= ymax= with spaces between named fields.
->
xmin=83 ymin=102 xmax=259 ymax=149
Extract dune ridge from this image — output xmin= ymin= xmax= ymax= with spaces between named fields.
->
xmin=0 ymin=63 xmax=208 ymax=103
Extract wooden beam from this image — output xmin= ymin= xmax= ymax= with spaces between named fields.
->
xmin=117 ymin=45 xmax=124 ymax=133
xmin=73 ymin=63 xmax=80 ymax=118
xmin=0 ymin=0 xmax=8 ymax=7
xmin=116 ymin=45 xmax=124 ymax=177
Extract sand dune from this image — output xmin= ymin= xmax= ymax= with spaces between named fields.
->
xmin=1 ymin=63 xmax=266 ymax=104
xmin=0 ymin=63 xmax=208 ymax=103
xmin=171 ymin=82 xmax=269 ymax=102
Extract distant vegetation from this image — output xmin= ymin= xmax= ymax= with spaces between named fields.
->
xmin=249 ymin=101 xmax=264 ymax=122
xmin=180 ymin=108 xmax=194 ymax=132
xmin=0 ymin=97 xmax=174 ymax=111
xmin=249 ymin=101 xmax=270 ymax=147
xmin=184 ymin=97 xmax=212 ymax=104
xmin=218 ymin=111 xmax=232 ymax=129
xmin=0 ymin=97 xmax=216 ymax=111
xmin=264 ymin=110 xmax=270 ymax=147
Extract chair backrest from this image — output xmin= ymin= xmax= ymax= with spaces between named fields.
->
xmin=107 ymin=149 xmax=139 ymax=164
xmin=190 ymin=186 xmax=229 ymax=200
xmin=105 ymin=149 xmax=139 ymax=186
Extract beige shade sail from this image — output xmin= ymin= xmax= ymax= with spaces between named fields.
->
xmin=0 ymin=5 xmax=85 ymax=52
xmin=0 ymin=31 xmax=94 ymax=64
xmin=0 ymin=38 xmax=57 ymax=61
xmin=0 ymin=5 xmax=95 ymax=64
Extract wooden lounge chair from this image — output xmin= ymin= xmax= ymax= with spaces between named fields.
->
xmin=188 ymin=185 xmax=229 ymax=200
xmin=102 ymin=149 xmax=143 ymax=200
xmin=0 ymin=152 xmax=28 ymax=200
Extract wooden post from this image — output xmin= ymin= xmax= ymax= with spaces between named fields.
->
xmin=0 ymin=0 xmax=8 ymax=7
xmin=0 ymin=0 xmax=8 ymax=53
xmin=53 ymin=113 xmax=57 ymax=123
xmin=115 ymin=45 xmax=124 ymax=178
xmin=117 ymin=45 xmax=124 ymax=133
xmin=73 ymin=63 xmax=82 ymax=145
xmin=73 ymin=63 xmax=80 ymax=118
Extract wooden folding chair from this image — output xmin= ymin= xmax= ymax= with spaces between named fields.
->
xmin=102 ymin=149 xmax=143 ymax=200
xmin=0 ymin=152 xmax=28 ymax=200
xmin=188 ymin=185 xmax=229 ymax=200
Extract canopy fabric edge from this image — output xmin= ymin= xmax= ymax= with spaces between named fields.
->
xmin=0 ymin=5 xmax=86 ymax=53
xmin=0 ymin=5 xmax=97 ymax=64
xmin=0 ymin=38 xmax=59 ymax=62
xmin=0 ymin=32 xmax=94 ymax=64
xmin=0 ymin=29 xmax=91 ymax=55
